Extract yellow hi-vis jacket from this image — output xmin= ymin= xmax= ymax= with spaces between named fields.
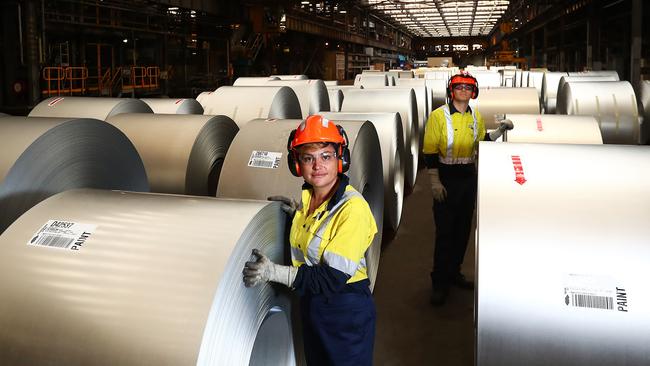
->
xmin=423 ymin=103 xmax=487 ymax=164
xmin=290 ymin=183 xmax=377 ymax=284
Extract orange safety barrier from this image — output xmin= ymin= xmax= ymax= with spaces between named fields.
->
xmin=64 ymin=67 xmax=88 ymax=94
xmin=146 ymin=67 xmax=160 ymax=88
xmin=42 ymin=67 xmax=66 ymax=96
xmin=131 ymin=66 xmax=147 ymax=89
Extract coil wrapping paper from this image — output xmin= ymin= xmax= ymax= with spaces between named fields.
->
xmin=216 ymin=118 xmax=384 ymax=289
xmin=567 ymin=70 xmax=619 ymax=80
xmin=29 ymin=96 xmax=153 ymax=120
xmin=266 ymin=80 xmax=331 ymax=118
xmin=0 ymin=117 xmax=148 ymax=233
xmin=271 ymin=75 xmax=308 ymax=80
xmin=140 ymin=98 xmax=204 ymax=114
xmin=476 ymin=142 xmax=650 ymax=366
xmin=105 ymin=113 xmax=239 ymax=196
xmin=472 ymin=71 xmax=502 ymax=88
xmin=556 ymin=81 xmax=639 ymax=144
xmin=503 ymin=114 xmax=603 ymax=144
xmin=0 ymin=189 xmax=297 ymax=366
xmin=320 ymin=111 xmax=405 ymax=231
xmin=340 ymin=88 xmax=419 ymax=190
xmin=469 ymin=87 xmax=540 ymax=130
xmin=541 ymin=72 xmax=568 ymax=114
xmin=354 ymin=73 xmax=389 ymax=88
xmin=199 ymin=86 xmax=302 ymax=127
xmin=426 ymin=79 xmax=448 ymax=112
xmin=556 ymin=76 xmax=619 ymax=106
xmin=641 ymin=81 xmax=650 ymax=145
xmin=232 ymin=76 xmax=280 ymax=86
xmin=326 ymin=88 xmax=344 ymax=112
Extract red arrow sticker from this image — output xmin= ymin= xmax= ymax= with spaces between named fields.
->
xmin=536 ymin=117 xmax=543 ymax=131
xmin=511 ymin=155 xmax=527 ymax=185
xmin=175 ymin=99 xmax=183 ymax=104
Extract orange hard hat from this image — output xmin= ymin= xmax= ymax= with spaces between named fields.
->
xmin=447 ymin=71 xmax=479 ymax=99
xmin=289 ymin=115 xmax=346 ymax=149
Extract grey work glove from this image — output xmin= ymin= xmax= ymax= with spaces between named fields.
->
xmin=427 ymin=168 xmax=447 ymax=202
xmin=267 ymin=196 xmax=300 ymax=218
xmin=243 ymin=249 xmax=298 ymax=288
xmin=489 ymin=118 xmax=514 ymax=141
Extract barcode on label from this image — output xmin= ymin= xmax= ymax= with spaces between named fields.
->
xmin=248 ymin=151 xmax=282 ymax=169
xmin=32 ymin=234 xmax=76 ymax=249
xmin=28 ymin=220 xmax=97 ymax=251
xmin=571 ymin=293 xmax=613 ymax=310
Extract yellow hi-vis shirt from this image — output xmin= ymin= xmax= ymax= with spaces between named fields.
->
xmin=423 ymin=104 xmax=487 ymax=164
xmin=290 ymin=184 xmax=377 ymax=284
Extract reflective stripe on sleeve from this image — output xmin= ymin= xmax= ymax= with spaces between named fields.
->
xmin=322 ymin=251 xmax=359 ymax=277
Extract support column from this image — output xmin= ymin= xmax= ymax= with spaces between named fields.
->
xmin=630 ymin=0 xmax=642 ymax=93
xmin=25 ymin=0 xmax=41 ymax=107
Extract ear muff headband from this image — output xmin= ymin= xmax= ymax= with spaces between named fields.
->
xmin=447 ymin=74 xmax=479 ymax=99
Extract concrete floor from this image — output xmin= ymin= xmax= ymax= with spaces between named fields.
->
xmin=373 ymin=168 xmax=476 ymax=366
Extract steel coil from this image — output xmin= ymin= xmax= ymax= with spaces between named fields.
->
xmin=469 ymin=87 xmax=540 ymax=129
xmin=199 ymin=86 xmax=302 ymax=127
xmin=29 ymin=96 xmax=152 ymax=120
xmin=520 ymin=71 xmax=530 ymax=87
xmin=216 ymin=118 xmax=384 ymax=289
xmin=541 ymin=72 xmax=568 ymax=114
xmin=477 ymin=142 xmax=650 ymax=366
xmin=326 ymin=88 xmax=344 ymax=112
xmin=140 ymin=98 xmax=204 ymax=114
xmin=556 ymin=81 xmax=639 ymax=144
xmin=392 ymin=83 xmax=428 ymax=138
xmin=556 ymin=76 xmax=619 ymax=106
xmin=354 ymin=74 xmax=389 ymax=88
xmin=395 ymin=78 xmax=430 ymax=115
xmin=271 ymin=75 xmax=308 ymax=80
xmin=472 ymin=71 xmax=502 ymax=88
xmin=320 ymin=111 xmax=405 ymax=231
xmin=323 ymin=80 xmax=339 ymax=86
xmin=503 ymin=114 xmax=603 ymax=144
xmin=500 ymin=69 xmax=516 ymax=87
xmin=266 ymin=80 xmax=331 ymax=117
xmin=0 ymin=189 xmax=297 ymax=366
xmin=640 ymin=81 xmax=650 ymax=145
xmin=196 ymin=91 xmax=214 ymax=106
xmin=340 ymin=88 xmax=419 ymax=190
xmin=567 ymin=70 xmax=619 ymax=80
xmin=426 ymin=79 xmax=448 ymax=112
xmin=528 ymin=71 xmax=545 ymax=101
xmin=232 ymin=76 xmax=280 ymax=86
xmin=105 ymin=113 xmax=239 ymax=196
xmin=0 ymin=117 xmax=148 ymax=233
xmin=0 ymin=113 xmax=7 ymax=117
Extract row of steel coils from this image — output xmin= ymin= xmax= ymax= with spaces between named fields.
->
xmin=0 ymin=70 xmax=649 ymax=365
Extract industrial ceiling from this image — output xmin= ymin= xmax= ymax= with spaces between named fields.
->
xmin=363 ymin=0 xmax=510 ymax=37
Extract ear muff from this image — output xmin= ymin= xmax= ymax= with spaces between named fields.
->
xmin=286 ymin=129 xmax=301 ymax=177
xmin=336 ymin=125 xmax=351 ymax=174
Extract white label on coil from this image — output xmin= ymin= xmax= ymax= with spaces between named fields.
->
xmin=248 ymin=151 xmax=282 ymax=169
xmin=563 ymin=274 xmax=628 ymax=312
xmin=28 ymin=220 xmax=97 ymax=251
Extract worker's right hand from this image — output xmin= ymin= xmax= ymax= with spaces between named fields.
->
xmin=427 ymin=169 xmax=447 ymax=202
xmin=267 ymin=196 xmax=300 ymax=218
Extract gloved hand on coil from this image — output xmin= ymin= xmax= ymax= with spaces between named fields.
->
xmin=427 ymin=169 xmax=447 ymax=202
xmin=267 ymin=196 xmax=300 ymax=218
xmin=489 ymin=116 xmax=514 ymax=141
xmin=243 ymin=249 xmax=297 ymax=288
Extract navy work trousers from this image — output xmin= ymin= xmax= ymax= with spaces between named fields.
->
xmin=300 ymin=291 xmax=376 ymax=366
xmin=431 ymin=163 xmax=477 ymax=288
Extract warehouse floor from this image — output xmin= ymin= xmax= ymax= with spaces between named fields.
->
xmin=373 ymin=168 xmax=475 ymax=366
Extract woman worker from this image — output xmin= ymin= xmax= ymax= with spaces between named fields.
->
xmin=243 ymin=114 xmax=378 ymax=366
xmin=423 ymin=71 xmax=513 ymax=306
